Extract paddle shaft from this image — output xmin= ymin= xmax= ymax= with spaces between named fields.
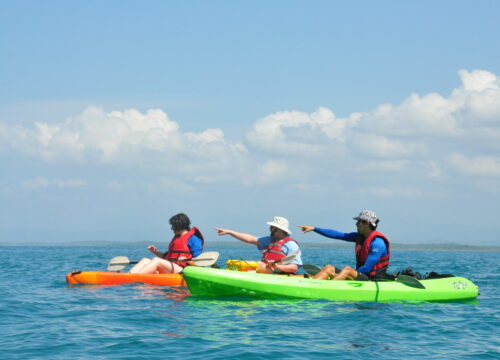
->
xmin=264 ymin=250 xmax=299 ymax=265
xmin=112 ymin=256 xmax=217 ymax=267
xmin=107 ymin=251 xmax=220 ymax=271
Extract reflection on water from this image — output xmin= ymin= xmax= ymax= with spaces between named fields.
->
xmin=131 ymin=284 xmax=191 ymax=302
xmin=10 ymin=246 xmax=495 ymax=359
xmin=160 ymin=286 xmax=191 ymax=302
xmin=180 ymin=297 xmax=392 ymax=340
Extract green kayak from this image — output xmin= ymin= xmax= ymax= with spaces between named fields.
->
xmin=183 ymin=267 xmax=479 ymax=303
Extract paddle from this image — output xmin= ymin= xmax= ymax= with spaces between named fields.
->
xmin=107 ymin=256 xmax=136 ymax=271
xmin=107 ymin=251 xmax=220 ymax=272
xmin=302 ymin=264 xmax=426 ymax=288
xmin=395 ymin=274 xmax=426 ymax=289
xmin=266 ymin=250 xmax=299 ymax=265
xmin=303 ymin=264 xmax=322 ymax=276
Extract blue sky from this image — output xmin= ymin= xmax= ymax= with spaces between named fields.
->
xmin=1 ymin=1 xmax=499 ymax=245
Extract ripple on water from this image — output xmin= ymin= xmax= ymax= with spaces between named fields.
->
xmin=0 ymin=246 xmax=498 ymax=360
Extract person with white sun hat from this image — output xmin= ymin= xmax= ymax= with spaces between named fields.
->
xmin=215 ymin=216 xmax=302 ymax=274
xmin=299 ymin=210 xmax=391 ymax=281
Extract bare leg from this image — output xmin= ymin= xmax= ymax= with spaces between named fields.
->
xmin=138 ymin=257 xmax=184 ymax=274
xmin=333 ymin=266 xmax=358 ymax=280
xmin=313 ymin=264 xmax=338 ymax=280
xmin=129 ymin=258 xmax=152 ymax=273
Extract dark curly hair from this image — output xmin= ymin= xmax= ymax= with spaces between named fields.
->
xmin=169 ymin=213 xmax=191 ymax=232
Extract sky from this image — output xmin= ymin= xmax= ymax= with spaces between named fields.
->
xmin=1 ymin=1 xmax=499 ymax=246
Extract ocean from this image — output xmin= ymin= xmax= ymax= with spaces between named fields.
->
xmin=0 ymin=245 xmax=498 ymax=359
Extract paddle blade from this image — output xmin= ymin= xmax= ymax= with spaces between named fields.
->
xmin=191 ymin=251 xmax=219 ymax=267
xmin=279 ymin=250 xmax=299 ymax=264
xmin=396 ymin=275 xmax=426 ymax=289
xmin=107 ymin=256 xmax=131 ymax=271
xmin=303 ymin=264 xmax=322 ymax=276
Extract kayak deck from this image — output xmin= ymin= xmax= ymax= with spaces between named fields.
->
xmin=183 ymin=267 xmax=479 ymax=303
xmin=65 ymin=258 xmax=255 ymax=286
xmin=65 ymin=271 xmax=186 ymax=286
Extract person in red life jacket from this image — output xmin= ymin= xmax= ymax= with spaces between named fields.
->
xmin=129 ymin=213 xmax=204 ymax=274
xmin=215 ymin=216 xmax=302 ymax=274
xmin=298 ymin=210 xmax=391 ymax=281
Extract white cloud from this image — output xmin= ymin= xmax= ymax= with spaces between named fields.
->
xmin=144 ymin=177 xmax=197 ymax=195
xmin=364 ymin=186 xmax=425 ymax=198
xmin=422 ymin=160 xmax=444 ymax=178
xmin=185 ymin=128 xmax=225 ymax=144
xmin=1 ymin=69 xmax=500 ymax=193
xmin=356 ymin=160 xmax=410 ymax=173
xmin=244 ymin=70 xmax=500 ymax=160
xmin=463 ymin=88 xmax=500 ymax=122
xmin=287 ymin=183 xmax=330 ymax=193
xmin=1 ymin=106 xmax=207 ymax=161
xmin=257 ymin=160 xmax=289 ymax=183
xmin=246 ymin=107 xmax=359 ymax=155
xmin=0 ymin=106 xmax=253 ymax=183
xmin=62 ymin=106 xmax=183 ymax=160
xmin=22 ymin=177 xmax=87 ymax=189
xmin=448 ymin=153 xmax=500 ymax=177
xmin=351 ymin=134 xmax=426 ymax=159
xmin=243 ymin=69 xmax=500 ymax=185
xmin=459 ymin=69 xmax=498 ymax=92
xmin=364 ymin=92 xmax=462 ymax=136
xmin=356 ymin=69 xmax=500 ymax=139
xmin=474 ymin=179 xmax=500 ymax=194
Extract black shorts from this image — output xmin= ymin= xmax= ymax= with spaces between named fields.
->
xmin=355 ymin=271 xmax=393 ymax=281
xmin=355 ymin=272 xmax=370 ymax=281
xmin=273 ymin=269 xmax=295 ymax=275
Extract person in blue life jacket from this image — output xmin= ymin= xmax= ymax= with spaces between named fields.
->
xmin=129 ymin=213 xmax=204 ymax=274
xmin=215 ymin=216 xmax=303 ymax=274
xmin=299 ymin=210 xmax=391 ymax=281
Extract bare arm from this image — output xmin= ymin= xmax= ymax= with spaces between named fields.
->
xmin=273 ymin=263 xmax=299 ymax=273
xmin=147 ymin=245 xmax=165 ymax=257
xmin=257 ymin=261 xmax=299 ymax=274
xmin=214 ymin=227 xmax=258 ymax=246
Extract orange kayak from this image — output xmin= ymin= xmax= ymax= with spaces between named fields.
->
xmin=65 ymin=270 xmax=186 ymax=286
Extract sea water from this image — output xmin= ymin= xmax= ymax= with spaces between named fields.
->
xmin=0 ymin=245 xmax=498 ymax=359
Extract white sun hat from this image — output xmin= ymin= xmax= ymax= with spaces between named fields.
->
xmin=353 ymin=210 xmax=379 ymax=227
xmin=266 ymin=216 xmax=291 ymax=234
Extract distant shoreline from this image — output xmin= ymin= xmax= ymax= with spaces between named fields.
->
xmin=1 ymin=240 xmax=499 ymax=251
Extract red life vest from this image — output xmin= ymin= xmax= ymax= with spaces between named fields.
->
xmin=261 ymin=236 xmax=298 ymax=262
xmin=165 ymin=226 xmax=204 ymax=267
xmin=355 ymin=231 xmax=390 ymax=277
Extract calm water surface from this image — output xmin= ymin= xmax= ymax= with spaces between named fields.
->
xmin=0 ymin=246 xmax=498 ymax=359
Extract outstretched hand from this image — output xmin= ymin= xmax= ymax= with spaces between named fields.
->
xmin=214 ymin=227 xmax=231 ymax=236
xmin=147 ymin=245 xmax=158 ymax=253
xmin=298 ymin=225 xmax=314 ymax=233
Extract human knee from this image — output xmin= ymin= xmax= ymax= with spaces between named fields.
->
xmin=341 ymin=265 xmax=355 ymax=272
xmin=150 ymin=257 xmax=164 ymax=265
xmin=156 ymin=259 xmax=178 ymax=273
xmin=323 ymin=264 xmax=335 ymax=272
